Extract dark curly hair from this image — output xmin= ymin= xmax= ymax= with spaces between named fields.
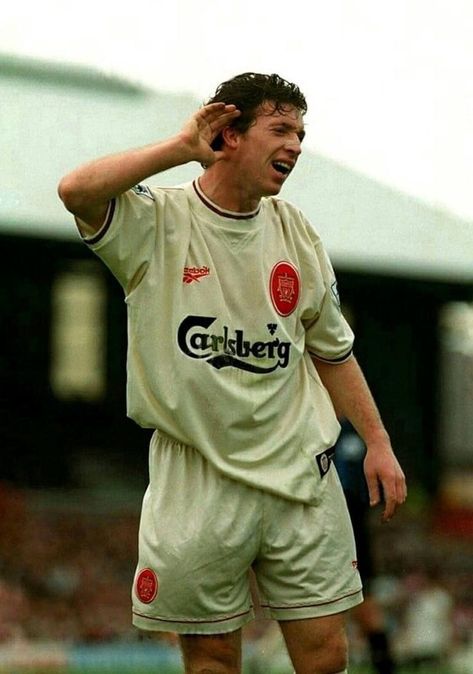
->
xmin=205 ymin=72 xmax=307 ymax=150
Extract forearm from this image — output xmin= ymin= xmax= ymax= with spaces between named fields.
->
xmin=313 ymin=354 xmax=406 ymax=519
xmin=58 ymin=102 xmax=240 ymax=231
xmin=312 ymin=355 xmax=389 ymax=447
xmin=58 ymin=134 xmax=194 ymax=222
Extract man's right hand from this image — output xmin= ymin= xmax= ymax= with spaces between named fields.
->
xmin=178 ymin=102 xmax=241 ymax=167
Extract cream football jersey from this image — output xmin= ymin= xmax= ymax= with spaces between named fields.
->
xmin=84 ymin=180 xmax=354 ymax=504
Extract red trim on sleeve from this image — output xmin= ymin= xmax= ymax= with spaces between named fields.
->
xmin=85 ymin=199 xmax=116 ymax=246
xmin=309 ymin=348 xmax=353 ymax=364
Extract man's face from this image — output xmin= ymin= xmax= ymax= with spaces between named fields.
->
xmin=231 ymin=102 xmax=305 ymax=199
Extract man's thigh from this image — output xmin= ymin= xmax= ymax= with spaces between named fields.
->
xmin=280 ymin=612 xmax=348 ymax=674
xmin=179 ymin=630 xmax=242 ymax=673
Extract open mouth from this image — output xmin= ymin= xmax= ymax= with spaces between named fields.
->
xmin=272 ymin=161 xmax=292 ymax=176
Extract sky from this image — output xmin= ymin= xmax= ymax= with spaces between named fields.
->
xmin=3 ymin=0 xmax=473 ymax=221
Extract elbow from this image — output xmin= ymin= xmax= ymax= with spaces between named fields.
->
xmin=57 ymin=174 xmax=86 ymax=215
xmin=57 ymin=175 xmax=75 ymax=213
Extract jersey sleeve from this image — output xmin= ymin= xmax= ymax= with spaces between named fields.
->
xmin=304 ymin=239 xmax=354 ymax=363
xmin=81 ymin=184 xmax=159 ymax=295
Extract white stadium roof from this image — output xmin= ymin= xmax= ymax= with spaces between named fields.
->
xmin=2 ymin=53 xmax=472 ymax=283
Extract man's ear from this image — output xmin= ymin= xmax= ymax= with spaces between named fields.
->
xmin=221 ymin=125 xmax=240 ymax=149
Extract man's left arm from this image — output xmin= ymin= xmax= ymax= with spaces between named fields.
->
xmin=313 ymin=355 xmax=407 ymax=521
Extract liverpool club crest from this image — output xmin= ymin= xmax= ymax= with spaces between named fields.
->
xmin=270 ymin=261 xmax=300 ymax=316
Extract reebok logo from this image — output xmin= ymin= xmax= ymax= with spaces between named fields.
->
xmin=183 ymin=266 xmax=210 ymax=284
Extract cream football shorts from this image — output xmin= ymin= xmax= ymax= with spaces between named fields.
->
xmin=132 ymin=432 xmax=363 ymax=634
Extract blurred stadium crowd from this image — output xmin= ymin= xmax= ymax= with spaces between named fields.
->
xmin=0 ymin=480 xmax=472 ymax=672
xmin=0 ymin=482 xmax=137 ymax=644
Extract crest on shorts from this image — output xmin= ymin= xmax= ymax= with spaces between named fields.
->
xmin=269 ymin=261 xmax=300 ymax=317
xmin=136 ymin=568 xmax=159 ymax=604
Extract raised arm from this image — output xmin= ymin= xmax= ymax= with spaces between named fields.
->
xmin=312 ymin=355 xmax=407 ymax=522
xmin=57 ymin=103 xmax=240 ymax=235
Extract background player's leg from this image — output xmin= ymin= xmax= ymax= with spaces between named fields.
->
xmin=179 ymin=629 xmax=242 ymax=674
xmin=279 ymin=612 xmax=348 ymax=674
xmin=352 ymin=597 xmax=396 ymax=674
